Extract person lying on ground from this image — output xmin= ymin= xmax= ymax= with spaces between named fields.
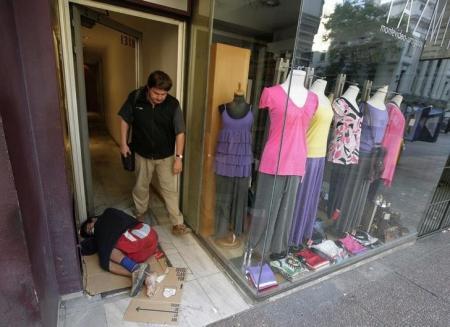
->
xmin=80 ymin=207 xmax=159 ymax=296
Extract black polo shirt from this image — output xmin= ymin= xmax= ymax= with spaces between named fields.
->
xmin=118 ymin=87 xmax=185 ymax=159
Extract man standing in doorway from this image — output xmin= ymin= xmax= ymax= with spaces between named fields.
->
xmin=119 ymin=70 xmax=191 ymax=236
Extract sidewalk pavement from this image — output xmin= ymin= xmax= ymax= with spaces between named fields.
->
xmin=210 ymin=230 xmax=450 ymax=327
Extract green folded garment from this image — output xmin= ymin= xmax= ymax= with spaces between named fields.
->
xmin=270 ymin=255 xmax=307 ymax=281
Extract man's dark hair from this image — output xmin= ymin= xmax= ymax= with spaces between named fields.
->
xmin=147 ymin=70 xmax=172 ymax=91
xmin=80 ymin=217 xmax=95 ymax=239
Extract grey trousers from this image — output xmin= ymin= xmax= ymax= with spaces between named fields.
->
xmin=215 ymin=174 xmax=249 ymax=237
xmin=248 ymin=173 xmax=300 ymax=256
xmin=327 ymin=163 xmax=352 ymax=218
xmin=335 ymin=153 xmax=372 ymax=234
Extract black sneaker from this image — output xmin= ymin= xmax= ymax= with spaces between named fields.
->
xmin=130 ymin=263 xmax=150 ymax=297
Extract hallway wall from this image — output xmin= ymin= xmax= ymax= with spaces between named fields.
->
xmin=111 ymin=13 xmax=179 ymax=96
xmin=82 ymin=23 xmax=136 ymax=145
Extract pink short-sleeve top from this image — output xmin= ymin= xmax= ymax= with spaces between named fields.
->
xmin=258 ymin=85 xmax=318 ymax=176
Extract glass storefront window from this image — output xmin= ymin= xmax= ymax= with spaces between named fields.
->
xmin=196 ymin=0 xmax=450 ymax=298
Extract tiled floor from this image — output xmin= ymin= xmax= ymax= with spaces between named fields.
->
xmin=59 ymin=116 xmax=251 ymax=327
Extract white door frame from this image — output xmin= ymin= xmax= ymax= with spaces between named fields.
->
xmin=58 ymin=0 xmax=186 ymax=221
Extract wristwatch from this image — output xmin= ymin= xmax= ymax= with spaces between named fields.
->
xmin=175 ymin=154 xmax=183 ymax=160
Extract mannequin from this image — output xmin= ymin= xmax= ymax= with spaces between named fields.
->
xmin=327 ymin=85 xmax=363 ymax=220
xmin=219 ymin=92 xmax=251 ymax=118
xmin=281 ymin=69 xmax=308 ymax=107
xmin=367 ymin=85 xmax=388 ymax=109
xmin=335 ymin=86 xmax=389 ymax=234
xmin=310 ymin=79 xmax=327 ymax=100
xmin=360 ymin=87 xmax=388 ymax=152
xmin=380 ymin=93 xmax=405 ymax=188
xmin=247 ymin=73 xmax=319 ymax=260
xmin=390 ymin=94 xmax=403 ymax=107
xmin=290 ymin=78 xmax=333 ymax=246
xmin=341 ymin=85 xmax=360 ymax=111
xmin=214 ymin=91 xmax=253 ymax=248
xmin=327 ymin=84 xmax=363 ymax=165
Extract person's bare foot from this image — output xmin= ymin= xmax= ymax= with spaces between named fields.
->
xmin=144 ymin=271 xmax=158 ymax=297
xmin=135 ymin=213 xmax=145 ymax=222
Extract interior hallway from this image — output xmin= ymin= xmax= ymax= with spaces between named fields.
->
xmin=59 ymin=117 xmax=250 ymax=326
xmin=89 ymin=112 xmax=135 ymax=216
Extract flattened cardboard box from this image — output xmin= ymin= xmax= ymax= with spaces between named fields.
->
xmin=83 ymin=254 xmax=168 ymax=295
xmin=124 ymin=267 xmax=186 ymax=325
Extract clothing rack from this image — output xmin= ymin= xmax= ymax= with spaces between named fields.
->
xmin=345 ymin=80 xmax=359 ymax=86
xmin=370 ymin=85 xmax=389 ymax=93
xmin=305 ymin=67 xmax=315 ymax=88
xmin=273 ymin=58 xmax=290 ymax=84
xmin=270 ymin=61 xmax=398 ymax=103
xmin=311 ymin=74 xmax=327 ymax=80
xmin=333 ymin=74 xmax=346 ymax=99
xmin=362 ymin=80 xmax=373 ymax=102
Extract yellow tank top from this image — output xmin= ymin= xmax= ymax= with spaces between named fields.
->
xmin=307 ymin=103 xmax=333 ymax=158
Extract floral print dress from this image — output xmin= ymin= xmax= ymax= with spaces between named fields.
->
xmin=327 ymin=97 xmax=363 ymax=165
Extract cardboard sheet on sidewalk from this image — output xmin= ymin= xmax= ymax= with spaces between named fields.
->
xmin=124 ymin=267 xmax=186 ymax=325
xmin=82 ymin=254 xmax=168 ymax=296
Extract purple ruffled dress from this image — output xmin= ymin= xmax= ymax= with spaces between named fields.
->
xmin=214 ymin=108 xmax=253 ymax=177
xmin=214 ymin=107 xmax=253 ymax=237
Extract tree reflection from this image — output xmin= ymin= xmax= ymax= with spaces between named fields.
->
xmin=322 ymin=2 xmax=400 ymax=85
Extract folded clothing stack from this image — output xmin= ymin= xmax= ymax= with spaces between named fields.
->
xmin=338 ymin=234 xmax=367 ymax=255
xmin=270 ymin=254 xmax=307 ymax=281
xmin=246 ymin=263 xmax=278 ymax=291
xmin=351 ymin=230 xmax=379 ymax=248
xmin=296 ymin=248 xmax=330 ymax=270
xmin=311 ymin=240 xmax=348 ymax=263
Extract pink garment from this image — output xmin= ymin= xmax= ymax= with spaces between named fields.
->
xmin=339 ymin=235 xmax=366 ymax=255
xmin=258 ymin=85 xmax=318 ymax=176
xmin=381 ymin=103 xmax=405 ymax=187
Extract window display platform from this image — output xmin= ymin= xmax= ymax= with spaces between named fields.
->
xmin=202 ymin=231 xmax=417 ymax=299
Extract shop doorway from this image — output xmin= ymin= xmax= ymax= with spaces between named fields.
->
xmin=58 ymin=0 xmax=186 ymax=221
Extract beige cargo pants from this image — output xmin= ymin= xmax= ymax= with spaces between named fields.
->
xmin=133 ymin=153 xmax=184 ymax=226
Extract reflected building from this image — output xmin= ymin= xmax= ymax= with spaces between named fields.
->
xmin=311 ymin=0 xmax=450 ymax=107
xmin=413 ymin=1 xmax=450 ymax=107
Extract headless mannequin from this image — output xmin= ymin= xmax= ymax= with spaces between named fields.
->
xmin=328 ymin=85 xmax=360 ymax=223
xmin=248 ymin=69 xmax=311 ymax=260
xmin=215 ymin=91 xmax=251 ymax=249
xmin=290 ymin=78 xmax=330 ymax=246
xmin=310 ymin=79 xmax=331 ymax=109
xmin=390 ymin=94 xmax=403 ymax=107
xmin=341 ymin=85 xmax=360 ymax=110
xmin=219 ymin=92 xmax=251 ymax=118
xmin=367 ymin=85 xmax=388 ymax=109
xmin=281 ymin=69 xmax=308 ymax=107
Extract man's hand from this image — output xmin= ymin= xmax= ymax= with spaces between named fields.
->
xmin=173 ymin=158 xmax=183 ymax=174
xmin=121 ymin=144 xmax=131 ymax=157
